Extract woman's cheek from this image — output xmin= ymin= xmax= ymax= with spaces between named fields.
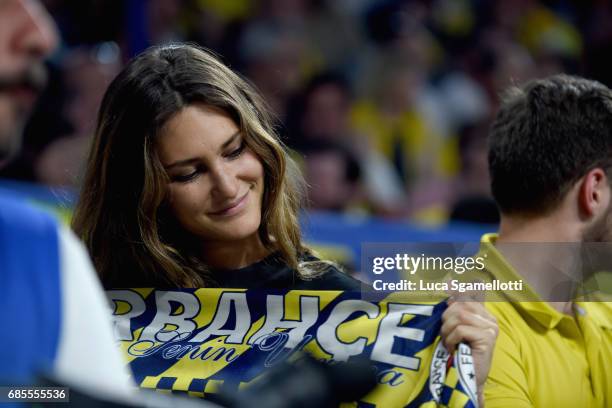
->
xmin=243 ymin=151 xmax=265 ymax=179
xmin=168 ymin=186 xmax=199 ymax=219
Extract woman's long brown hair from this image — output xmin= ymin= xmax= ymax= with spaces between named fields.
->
xmin=72 ymin=44 xmax=314 ymax=288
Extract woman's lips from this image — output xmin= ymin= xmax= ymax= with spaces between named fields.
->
xmin=209 ymin=192 xmax=249 ymax=217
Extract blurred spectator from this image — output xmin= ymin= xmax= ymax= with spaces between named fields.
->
xmin=288 ymin=71 xmax=354 ymax=146
xmin=36 ymin=43 xmax=121 ymax=186
xmin=454 ymin=119 xmax=492 ymax=199
xmin=300 ymin=139 xmax=363 ymax=212
xmin=237 ymin=0 xmax=320 ymax=119
xmin=290 ymin=72 xmax=407 ymax=215
xmin=147 ymin=0 xmax=186 ymax=45
xmin=449 ymin=118 xmax=500 ymax=225
xmin=350 ymin=61 xmax=457 ymax=222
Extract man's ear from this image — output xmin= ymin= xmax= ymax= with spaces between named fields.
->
xmin=578 ymin=168 xmax=610 ymax=218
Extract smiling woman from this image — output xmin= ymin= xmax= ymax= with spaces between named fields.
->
xmin=71 ymin=43 xmax=361 ymax=290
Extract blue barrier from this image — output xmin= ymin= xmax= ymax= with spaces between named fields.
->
xmin=301 ymin=211 xmax=492 ymax=265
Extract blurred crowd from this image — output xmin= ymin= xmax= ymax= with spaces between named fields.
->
xmin=2 ymin=0 xmax=611 ymax=226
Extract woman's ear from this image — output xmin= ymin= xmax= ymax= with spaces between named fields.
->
xmin=578 ymin=168 xmax=610 ymax=219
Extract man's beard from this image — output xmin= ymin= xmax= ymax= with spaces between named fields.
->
xmin=0 ymin=63 xmax=47 ymax=164
xmin=0 ymin=119 xmax=25 ymax=163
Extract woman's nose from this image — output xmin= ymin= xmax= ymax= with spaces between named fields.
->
xmin=210 ymin=166 xmax=239 ymax=200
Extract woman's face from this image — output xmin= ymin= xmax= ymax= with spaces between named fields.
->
xmin=157 ymin=103 xmax=265 ymax=244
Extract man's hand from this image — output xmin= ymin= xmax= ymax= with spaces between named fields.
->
xmin=441 ymin=294 xmax=498 ymax=407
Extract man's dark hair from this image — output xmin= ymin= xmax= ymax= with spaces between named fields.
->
xmin=489 ymin=74 xmax=612 ymax=216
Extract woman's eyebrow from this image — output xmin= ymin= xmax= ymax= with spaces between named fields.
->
xmin=218 ymin=130 xmax=241 ymax=152
xmin=164 ymin=157 xmax=200 ymax=170
xmin=163 ymin=131 xmax=241 ymax=170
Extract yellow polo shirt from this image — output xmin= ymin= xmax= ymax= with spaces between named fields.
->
xmin=477 ymin=234 xmax=612 ymax=407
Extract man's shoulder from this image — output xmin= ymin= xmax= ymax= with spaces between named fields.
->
xmin=484 ymin=301 xmax=542 ymax=345
xmin=0 ymin=192 xmax=58 ymax=235
xmin=0 ymin=193 xmax=64 ymax=383
xmin=581 ymin=301 xmax=612 ymax=330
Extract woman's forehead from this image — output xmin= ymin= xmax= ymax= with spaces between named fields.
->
xmin=156 ymin=104 xmax=240 ymax=162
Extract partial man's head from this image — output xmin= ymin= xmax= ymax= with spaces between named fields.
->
xmin=0 ymin=0 xmax=58 ymax=162
xmin=489 ymin=74 xmax=612 ymax=241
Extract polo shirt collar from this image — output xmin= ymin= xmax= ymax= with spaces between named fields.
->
xmin=479 ymin=233 xmax=568 ymax=330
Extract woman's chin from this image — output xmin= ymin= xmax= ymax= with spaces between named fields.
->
xmin=203 ymin=223 xmax=262 ymax=244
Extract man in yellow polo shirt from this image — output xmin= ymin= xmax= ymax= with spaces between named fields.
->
xmin=479 ymin=74 xmax=612 ymax=407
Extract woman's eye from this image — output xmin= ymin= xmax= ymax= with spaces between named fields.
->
xmin=226 ymin=142 xmax=246 ymax=159
xmin=172 ymin=170 xmax=199 ymax=183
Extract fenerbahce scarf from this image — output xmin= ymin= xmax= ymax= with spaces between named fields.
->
xmin=108 ymin=289 xmax=478 ymax=408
